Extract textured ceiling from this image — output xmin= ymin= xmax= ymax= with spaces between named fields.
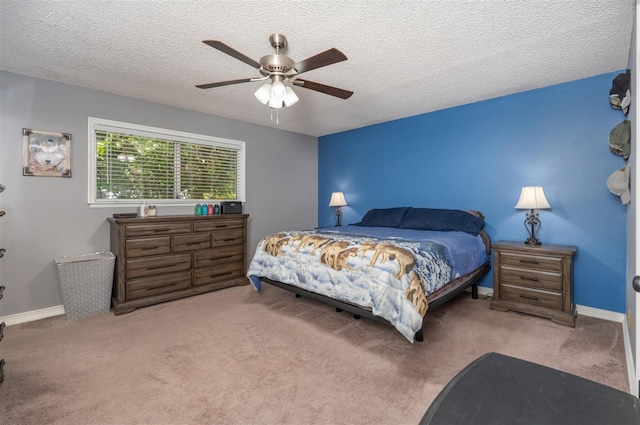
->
xmin=0 ymin=1 xmax=634 ymax=137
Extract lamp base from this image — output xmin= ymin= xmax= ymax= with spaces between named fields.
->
xmin=523 ymin=210 xmax=542 ymax=246
xmin=334 ymin=208 xmax=343 ymax=227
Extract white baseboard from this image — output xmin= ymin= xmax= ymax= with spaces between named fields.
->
xmin=1 ymin=305 xmax=65 ymax=326
xmin=474 ymin=286 xmax=493 ymax=297
xmin=576 ymin=304 xmax=625 ymax=322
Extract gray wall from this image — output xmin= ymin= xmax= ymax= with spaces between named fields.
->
xmin=0 ymin=71 xmax=318 ymax=317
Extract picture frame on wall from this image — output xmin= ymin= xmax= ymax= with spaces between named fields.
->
xmin=22 ymin=128 xmax=72 ymax=178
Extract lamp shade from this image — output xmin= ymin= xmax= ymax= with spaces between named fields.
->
xmin=268 ymin=96 xmax=284 ymax=109
xmin=515 ymin=186 xmax=551 ymax=210
xmin=283 ymin=86 xmax=299 ymax=107
xmin=329 ymin=192 xmax=347 ymax=207
xmin=254 ymin=83 xmax=271 ymax=104
xmin=268 ymin=81 xmax=286 ymax=109
xmin=270 ymin=81 xmax=286 ymax=98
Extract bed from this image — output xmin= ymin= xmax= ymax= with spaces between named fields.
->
xmin=247 ymin=207 xmax=491 ymax=343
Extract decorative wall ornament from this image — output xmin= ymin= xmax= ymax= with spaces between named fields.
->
xmin=22 ymin=129 xmax=71 ymax=177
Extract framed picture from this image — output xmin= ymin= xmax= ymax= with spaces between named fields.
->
xmin=22 ymin=128 xmax=72 ymax=177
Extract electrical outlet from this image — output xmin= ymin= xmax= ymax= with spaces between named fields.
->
xmin=628 ymin=310 xmax=633 ymax=329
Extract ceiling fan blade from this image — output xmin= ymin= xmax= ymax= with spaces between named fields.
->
xmin=292 ymin=79 xmax=353 ymax=99
xmin=196 ymin=78 xmax=253 ymax=89
xmin=202 ymin=40 xmax=261 ymax=69
xmin=293 ymin=48 xmax=347 ymax=75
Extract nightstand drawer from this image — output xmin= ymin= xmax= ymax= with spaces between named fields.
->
xmin=499 ymin=251 xmax=563 ymax=272
xmin=500 ymin=283 xmax=562 ymax=311
xmin=499 ymin=265 xmax=562 ymax=291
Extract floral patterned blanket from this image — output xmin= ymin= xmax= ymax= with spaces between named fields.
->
xmin=247 ymin=226 xmax=488 ymax=342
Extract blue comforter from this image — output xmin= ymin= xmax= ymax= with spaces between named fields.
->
xmin=247 ymin=225 xmax=488 ymax=342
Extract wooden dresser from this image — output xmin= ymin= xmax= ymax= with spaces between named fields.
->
xmin=490 ymin=240 xmax=577 ymax=327
xmin=108 ymin=214 xmax=249 ymax=315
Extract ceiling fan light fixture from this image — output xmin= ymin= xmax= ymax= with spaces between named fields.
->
xmin=198 ymin=33 xmax=353 ymax=117
xmin=270 ymin=80 xmax=286 ymax=99
xmin=284 ymin=86 xmax=299 ymax=107
xmin=254 ymin=83 xmax=271 ymax=104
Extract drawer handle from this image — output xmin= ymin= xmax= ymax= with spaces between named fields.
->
xmin=141 ymin=246 xmax=159 ymax=250
xmin=519 ymin=259 xmax=539 ymax=264
xmin=146 ymin=263 xmax=178 ymax=270
xmin=0 ymin=285 xmax=4 ymax=299
xmin=147 ymin=282 xmax=178 ymax=290
xmin=222 ymin=238 xmax=237 ymax=242
xmin=186 ymin=241 xmax=206 ymax=246
xmin=216 ymin=255 xmax=234 ymax=260
xmin=214 ymin=225 xmax=229 ymax=228
xmin=0 ymin=322 xmax=4 ymax=341
xmin=519 ymin=275 xmax=539 ymax=282
xmin=153 ymin=228 xmax=171 ymax=233
xmin=209 ymin=271 xmax=234 ymax=278
xmin=519 ymin=294 xmax=539 ymax=301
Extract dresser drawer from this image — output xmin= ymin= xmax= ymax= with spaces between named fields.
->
xmin=194 ymin=245 xmax=244 ymax=268
xmin=194 ymin=219 xmax=243 ymax=232
xmin=126 ymin=253 xmax=192 ymax=279
xmin=126 ymin=237 xmax=171 ymax=258
xmin=173 ymin=233 xmax=211 ymax=252
xmin=126 ymin=271 xmax=192 ymax=300
xmin=500 ymin=283 xmax=562 ymax=311
xmin=194 ymin=262 xmax=244 ymax=286
xmin=125 ymin=222 xmax=192 ymax=238
xmin=498 ymin=265 xmax=562 ymax=292
xmin=212 ymin=229 xmax=244 ymax=247
xmin=499 ymin=251 xmax=563 ymax=272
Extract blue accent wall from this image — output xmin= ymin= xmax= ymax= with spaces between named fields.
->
xmin=319 ymin=72 xmax=627 ymax=313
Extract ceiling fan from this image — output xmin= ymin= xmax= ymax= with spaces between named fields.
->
xmin=196 ymin=33 xmax=353 ymax=109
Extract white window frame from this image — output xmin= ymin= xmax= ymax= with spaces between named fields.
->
xmin=87 ymin=117 xmax=246 ymax=206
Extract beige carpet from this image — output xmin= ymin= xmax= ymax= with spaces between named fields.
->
xmin=0 ymin=285 xmax=629 ymax=425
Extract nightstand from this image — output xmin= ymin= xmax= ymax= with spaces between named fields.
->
xmin=490 ymin=240 xmax=577 ymax=327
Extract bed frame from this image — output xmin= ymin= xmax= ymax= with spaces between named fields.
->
xmin=258 ymin=262 xmax=491 ymax=342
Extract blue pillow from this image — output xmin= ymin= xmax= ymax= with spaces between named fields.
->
xmin=353 ymin=207 xmax=411 ymax=228
xmin=398 ymin=208 xmax=484 ymax=235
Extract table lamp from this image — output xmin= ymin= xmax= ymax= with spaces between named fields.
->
xmin=329 ymin=192 xmax=347 ymax=226
xmin=515 ymin=186 xmax=551 ymax=245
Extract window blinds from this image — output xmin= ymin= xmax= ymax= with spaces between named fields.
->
xmin=92 ymin=121 xmax=244 ymax=202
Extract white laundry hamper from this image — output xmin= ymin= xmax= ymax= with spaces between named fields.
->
xmin=55 ymin=252 xmax=115 ymax=320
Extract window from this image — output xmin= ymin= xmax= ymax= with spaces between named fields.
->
xmin=88 ymin=118 xmax=245 ymax=205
